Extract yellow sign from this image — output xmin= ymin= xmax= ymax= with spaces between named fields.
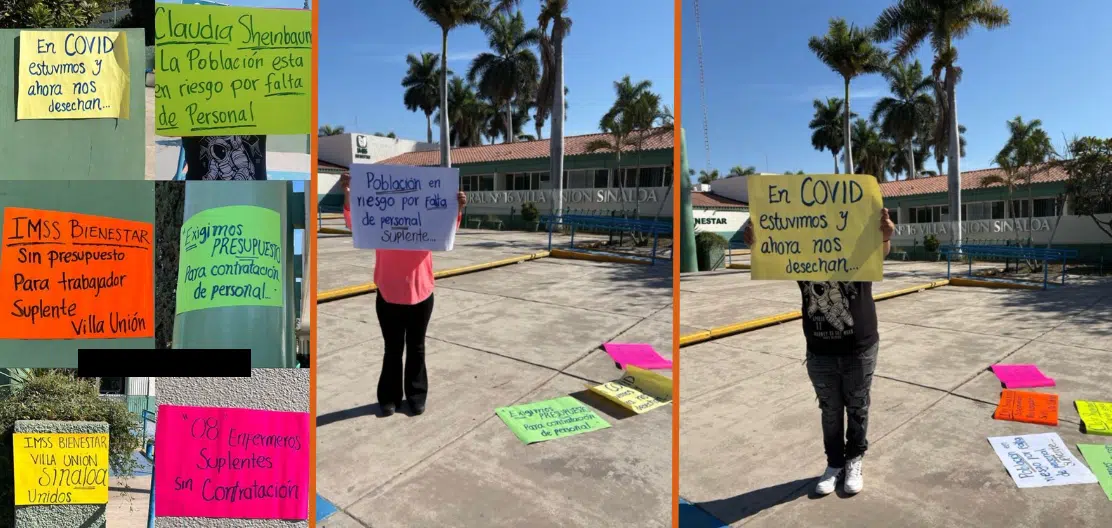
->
xmin=17 ymin=30 xmax=130 ymax=120
xmin=747 ymin=174 xmax=884 ymax=281
xmin=589 ymin=366 xmax=673 ymax=414
xmin=1077 ymin=400 xmax=1112 ymax=436
xmin=153 ymin=4 xmax=312 ymax=136
xmin=13 ymin=433 xmax=110 ymax=505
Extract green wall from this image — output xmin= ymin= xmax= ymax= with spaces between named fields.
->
xmin=0 ymin=29 xmax=146 ymax=180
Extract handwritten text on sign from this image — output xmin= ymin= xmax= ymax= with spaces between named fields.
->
xmin=154 ymin=4 xmax=311 ymax=136
xmin=987 ymin=433 xmax=1097 ymax=488
xmin=349 ymin=163 xmax=460 ymax=251
xmin=154 ymin=404 xmax=310 ymax=519
xmin=747 ymin=174 xmax=883 ymax=281
xmin=18 ymin=31 xmax=130 ymax=119
xmin=13 ymin=433 xmax=109 ymax=505
xmin=176 ymin=205 xmax=283 ymax=314
xmin=494 ymin=396 xmax=611 ymax=445
xmin=589 ymin=366 xmax=673 ymax=414
xmin=0 ymin=208 xmax=154 ymax=339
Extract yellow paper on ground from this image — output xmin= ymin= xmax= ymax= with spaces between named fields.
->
xmin=153 ymin=4 xmax=312 ymax=136
xmin=747 ymin=174 xmax=884 ymax=281
xmin=589 ymin=365 xmax=673 ymax=414
xmin=13 ymin=433 xmax=110 ymax=505
xmin=1076 ymin=400 xmax=1112 ymax=436
xmin=17 ymin=30 xmax=130 ymax=119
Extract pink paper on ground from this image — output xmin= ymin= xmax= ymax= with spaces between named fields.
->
xmin=991 ymin=364 xmax=1056 ymax=389
xmin=154 ymin=404 xmax=310 ymax=520
xmin=603 ymin=343 xmax=673 ymax=370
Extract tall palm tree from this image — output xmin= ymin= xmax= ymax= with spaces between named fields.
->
xmin=697 ymin=169 xmax=720 ymax=184
xmin=468 ymin=11 xmax=541 ymax=144
xmin=808 ymin=18 xmax=888 ymax=174
xmin=849 ymin=118 xmax=896 ymax=182
xmin=981 ymin=151 xmax=1023 ymax=244
xmin=994 ymin=115 xmax=1054 ymax=240
xmin=728 ymin=165 xmax=757 ymax=177
xmin=874 ymin=0 xmax=1010 ymax=244
xmin=871 ymin=60 xmax=934 ymax=179
xmin=401 ymin=52 xmax=444 ymax=143
xmin=538 ymin=0 xmax=571 ymax=218
xmin=318 ymin=124 xmax=345 ymax=136
xmin=808 ymin=97 xmax=850 ymax=173
xmin=586 ymin=77 xmax=652 ymax=217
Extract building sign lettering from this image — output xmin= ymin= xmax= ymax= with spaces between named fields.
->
xmin=894 ymin=218 xmax=1054 ymax=238
xmin=354 ymin=135 xmax=370 ymax=160
xmin=466 ymin=188 xmax=664 ymax=205
xmin=695 ymin=217 xmax=727 ymax=225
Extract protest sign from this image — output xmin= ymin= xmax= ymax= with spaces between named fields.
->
xmin=993 ymin=389 xmax=1058 ymax=426
xmin=602 ymin=343 xmax=672 ymax=370
xmin=18 ymin=30 xmax=130 ymax=120
xmin=1076 ymin=400 xmax=1112 ymax=436
xmin=0 ymin=207 xmax=153 ymax=339
xmin=176 ymin=205 xmax=283 ymax=314
xmin=495 ymin=396 xmax=610 ymax=445
xmin=747 ymin=174 xmax=884 ymax=281
xmin=154 ymin=404 xmax=310 ymax=519
xmin=13 ymin=433 xmax=109 ymax=505
xmin=1077 ymin=444 xmax=1112 ymax=500
xmin=987 ymin=433 xmax=1097 ymax=488
xmin=348 ymin=163 xmax=460 ymax=251
xmin=991 ymin=364 xmax=1055 ymax=389
xmin=153 ymin=4 xmax=311 ymax=136
xmin=589 ymin=365 xmax=673 ymax=414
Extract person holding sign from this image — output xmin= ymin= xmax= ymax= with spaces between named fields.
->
xmin=341 ymin=173 xmax=467 ymax=417
xmin=742 ymin=207 xmax=894 ymax=496
xmin=181 ymin=136 xmax=267 ymax=180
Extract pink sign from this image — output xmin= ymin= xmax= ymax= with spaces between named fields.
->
xmin=991 ymin=364 xmax=1056 ymax=389
xmin=602 ymin=343 xmax=672 ymax=370
xmin=154 ymin=404 xmax=310 ymax=520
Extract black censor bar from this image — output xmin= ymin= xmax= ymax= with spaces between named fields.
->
xmin=77 ymin=349 xmax=251 ymax=377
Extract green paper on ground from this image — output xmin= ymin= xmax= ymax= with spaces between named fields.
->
xmin=1077 ymin=444 xmax=1112 ymax=501
xmin=176 ymin=205 xmax=283 ymax=314
xmin=495 ymin=396 xmax=610 ymax=445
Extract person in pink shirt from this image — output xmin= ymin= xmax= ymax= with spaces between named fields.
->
xmin=341 ymin=173 xmax=466 ymax=417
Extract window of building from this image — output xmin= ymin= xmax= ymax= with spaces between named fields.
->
xmin=460 ymin=174 xmax=495 ymax=192
xmin=908 ymin=205 xmax=948 ymax=223
xmin=504 ymin=172 xmax=544 ymax=190
xmin=562 ymin=169 xmax=608 ymax=189
xmin=613 ymin=166 xmax=670 ymax=188
xmin=1008 ymin=198 xmax=1059 ymax=218
xmin=963 ymin=201 xmax=1007 ymax=220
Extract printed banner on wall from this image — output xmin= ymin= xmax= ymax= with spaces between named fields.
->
xmin=18 ymin=30 xmax=130 ymax=120
xmin=987 ymin=433 xmax=1097 ymax=488
xmin=154 ymin=404 xmax=310 ymax=519
xmin=176 ymin=205 xmax=283 ymax=314
xmin=13 ymin=433 xmax=110 ymax=505
xmin=349 ymin=163 xmax=460 ymax=251
xmin=0 ymin=207 xmax=154 ymax=339
xmin=153 ymin=4 xmax=312 ymax=136
xmin=747 ymin=174 xmax=884 ymax=281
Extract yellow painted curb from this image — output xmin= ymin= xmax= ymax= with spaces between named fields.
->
xmin=949 ymin=277 xmax=1041 ymax=290
xmin=871 ymin=279 xmax=951 ymax=301
xmin=550 ymin=248 xmax=650 ymax=266
xmin=726 ymin=263 xmax=751 ymax=270
xmin=317 ymin=251 xmax=551 ymax=303
xmin=318 ymin=227 xmax=352 ymax=235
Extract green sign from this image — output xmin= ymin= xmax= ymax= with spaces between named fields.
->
xmin=176 ymin=205 xmax=283 ymax=314
xmin=494 ymin=396 xmax=610 ymax=445
xmin=1078 ymin=444 xmax=1112 ymax=501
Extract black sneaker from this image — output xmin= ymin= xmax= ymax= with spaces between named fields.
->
xmin=409 ymin=401 xmax=425 ymax=415
xmin=380 ymin=402 xmax=396 ymax=417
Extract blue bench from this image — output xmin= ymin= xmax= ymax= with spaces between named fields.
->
xmin=940 ymin=244 xmax=1080 ymax=289
xmin=542 ymin=214 xmax=671 ymax=264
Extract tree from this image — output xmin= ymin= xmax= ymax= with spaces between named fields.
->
xmin=996 ymin=116 xmax=1054 ymax=241
xmin=1062 ymin=137 xmax=1112 ymax=239
xmin=697 ymin=169 xmax=720 ymax=184
xmin=585 ymin=77 xmax=654 ymax=219
xmin=849 ymin=118 xmax=896 ymax=182
xmin=537 ymin=0 xmax=571 ymax=218
xmin=809 ymin=97 xmax=851 ymax=173
xmin=318 ymin=125 xmax=345 ymax=137
xmin=468 ymin=11 xmax=541 ymax=144
xmin=728 ymin=166 xmax=757 ymax=177
xmin=871 ymin=60 xmax=934 ymax=179
xmin=625 ymin=90 xmax=668 ymax=219
xmin=874 ymin=0 xmax=1011 ymax=245
xmin=981 ymin=151 xmax=1023 ymax=244
xmin=808 ymin=18 xmax=888 ymax=174
xmin=0 ymin=0 xmax=115 ymax=28
xmin=373 ymin=131 xmax=398 ymax=138
xmin=784 ymin=170 xmax=806 ymax=175
xmin=402 ymin=52 xmax=446 ymax=144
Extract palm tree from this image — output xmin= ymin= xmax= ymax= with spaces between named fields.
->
xmin=808 ymin=18 xmax=888 ymax=174
xmin=401 ymin=52 xmax=444 ymax=143
xmin=318 ymin=124 xmax=345 ymax=136
xmin=871 ymin=60 xmax=934 ymax=179
xmin=994 ymin=115 xmax=1055 ymax=240
xmin=697 ymin=169 xmax=720 ymax=184
xmin=874 ymin=0 xmax=1010 ymax=244
xmin=808 ymin=97 xmax=851 ymax=173
xmin=538 ymin=0 xmax=571 ymax=218
xmin=625 ymin=90 xmax=668 ymax=218
xmin=728 ymin=165 xmax=757 ymax=177
xmin=586 ymin=77 xmax=653 ymax=218
xmin=981 ymin=151 xmax=1023 ymax=244
xmin=849 ymin=118 xmax=896 ymax=182
xmin=468 ymin=11 xmax=541 ymax=144
xmin=784 ymin=170 xmax=806 ymax=175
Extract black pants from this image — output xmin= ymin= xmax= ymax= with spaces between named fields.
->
xmin=805 ymin=343 xmax=879 ymax=468
xmin=375 ymin=293 xmax=434 ymax=407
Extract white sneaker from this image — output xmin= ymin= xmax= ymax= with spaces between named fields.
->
xmin=814 ymin=466 xmax=842 ymax=495
xmin=844 ymin=457 xmax=864 ymax=495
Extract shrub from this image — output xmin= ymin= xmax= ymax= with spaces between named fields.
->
xmin=923 ymin=234 xmax=941 ymax=253
xmin=521 ymin=202 xmax=540 ymax=223
xmin=695 ymin=231 xmax=729 ymax=251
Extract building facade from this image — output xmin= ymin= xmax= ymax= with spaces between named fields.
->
xmin=317 ymin=132 xmax=438 ymax=209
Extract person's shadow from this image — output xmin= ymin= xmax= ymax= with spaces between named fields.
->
xmin=685 ymin=478 xmax=821 ymax=525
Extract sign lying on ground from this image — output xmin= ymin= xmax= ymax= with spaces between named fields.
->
xmin=746 ymin=174 xmax=883 ymax=281
xmin=1077 ymin=444 xmax=1112 ymax=501
xmin=993 ymin=389 xmax=1059 ymax=426
xmin=988 ymin=433 xmax=1097 ymax=488
xmin=991 ymin=364 xmax=1055 ymax=389
xmin=13 ymin=433 xmax=110 ymax=505
xmin=1076 ymin=400 xmax=1112 ymax=436
xmin=602 ymin=343 xmax=672 ymax=370
xmin=0 ymin=207 xmax=154 ymax=339
xmin=153 ymin=4 xmax=311 ymax=136
xmin=176 ymin=205 xmax=283 ymax=314
xmin=495 ymin=396 xmax=610 ymax=445
xmin=589 ymin=365 xmax=673 ymax=414
xmin=348 ymin=163 xmax=460 ymax=251
xmin=154 ymin=404 xmax=310 ymax=520
xmin=18 ymin=30 xmax=130 ymax=120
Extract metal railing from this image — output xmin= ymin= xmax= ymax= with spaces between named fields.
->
xmin=941 ymin=244 xmax=1080 ymax=289
xmin=541 ymin=214 xmax=672 ymax=265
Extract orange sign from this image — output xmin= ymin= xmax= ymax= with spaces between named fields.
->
xmin=0 ymin=207 xmax=154 ymax=339
xmin=993 ymin=389 xmax=1059 ymax=426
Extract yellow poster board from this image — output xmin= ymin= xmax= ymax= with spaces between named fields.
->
xmin=13 ymin=433 xmax=110 ymax=505
xmin=589 ymin=366 xmax=673 ymax=414
xmin=153 ymin=4 xmax=312 ymax=136
xmin=17 ymin=31 xmax=130 ymax=120
xmin=747 ymin=174 xmax=884 ymax=281
xmin=1077 ymin=400 xmax=1112 ymax=436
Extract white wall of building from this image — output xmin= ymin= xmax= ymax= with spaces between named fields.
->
xmin=318 ymin=133 xmax=438 ymax=168
xmin=464 ymin=187 xmax=673 ymax=217
xmin=707 ymin=175 xmax=752 ymax=204
xmin=891 ymin=213 xmax=1112 ymax=246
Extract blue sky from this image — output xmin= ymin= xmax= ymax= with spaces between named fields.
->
xmin=681 ymin=0 xmax=1112 ymax=179
xmin=319 ymin=0 xmax=674 ymax=141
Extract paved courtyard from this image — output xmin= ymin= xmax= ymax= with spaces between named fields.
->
xmin=315 ymin=230 xmax=674 ymax=526
xmin=679 ymin=263 xmax=1112 ymax=527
